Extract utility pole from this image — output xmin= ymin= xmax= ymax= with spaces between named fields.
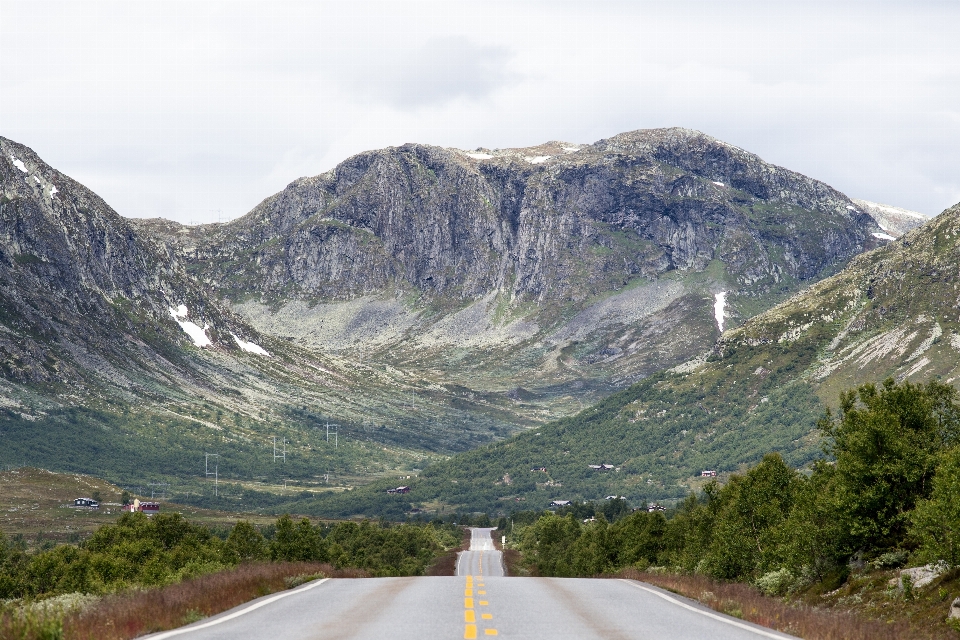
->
xmin=148 ymin=482 xmax=170 ymax=500
xmin=205 ymin=453 xmax=219 ymax=497
xmin=272 ymin=436 xmax=285 ymax=463
xmin=325 ymin=421 xmax=339 ymax=449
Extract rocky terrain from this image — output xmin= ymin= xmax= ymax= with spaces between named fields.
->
xmin=0 ymin=129 xmax=918 ymax=492
xmin=366 ymin=198 xmax=960 ymax=516
xmin=133 ymin=128 xmax=893 ymax=415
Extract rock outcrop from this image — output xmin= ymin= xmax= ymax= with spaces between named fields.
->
xmin=147 ymin=129 xmax=884 ymax=306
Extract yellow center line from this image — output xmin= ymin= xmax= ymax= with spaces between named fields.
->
xmin=465 ymin=568 xmax=495 ymax=639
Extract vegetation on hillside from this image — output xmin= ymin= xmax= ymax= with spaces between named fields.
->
xmin=0 ymin=512 xmax=461 ymax=601
xmin=500 ymin=379 xmax=960 ymax=635
xmin=275 ymin=346 xmax=825 ymax=517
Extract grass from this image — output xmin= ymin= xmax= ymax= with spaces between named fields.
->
xmin=0 ymin=562 xmax=366 ymax=640
xmin=616 ymin=569 xmax=958 ymax=640
xmin=0 ymin=467 xmax=280 ymax=549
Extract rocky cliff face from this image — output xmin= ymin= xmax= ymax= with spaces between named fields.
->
xmin=0 ymin=129 xmax=921 ymax=492
xmin=0 ymin=137 xmax=278 ymax=403
xmin=149 ymin=129 xmax=883 ymax=306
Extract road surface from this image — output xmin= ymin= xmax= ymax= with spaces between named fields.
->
xmin=456 ymin=526 xmax=504 ymax=578
xmin=145 ymin=528 xmax=798 ymax=640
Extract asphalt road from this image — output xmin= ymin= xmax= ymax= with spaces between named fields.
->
xmin=456 ymin=526 xmax=504 ymax=578
xmin=145 ymin=528 xmax=798 ymax=640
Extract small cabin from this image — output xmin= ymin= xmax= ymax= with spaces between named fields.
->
xmin=73 ymin=497 xmax=99 ymax=509
xmin=701 ymin=470 xmax=718 ymax=478
xmin=549 ymin=499 xmax=572 ymax=507
xmin=386 ymin=486 xmax=411 ymax=494
xmin=121 ymin=500 xmax=160 ymax=514
xmin=139 ymin=501 xmax=160 ymax=514
xmin=588 ymin=464 xmax=615 ymax=471
xmin=647 ymin=504 xmax=666 ymax=513
xmin=530 ymin=466 xmax=547 ymax=472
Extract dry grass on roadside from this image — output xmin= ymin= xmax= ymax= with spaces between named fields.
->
xmin=60 ymin=562 xmax=366 ymax=640
xmin=425 ymin=527 xmax=470 ymax=576
xmin=618 ymin=568 xmax=956 ymax=640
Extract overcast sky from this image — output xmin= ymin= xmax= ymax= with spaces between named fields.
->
xmin=2 ymin=1 xmax=958 ymax=223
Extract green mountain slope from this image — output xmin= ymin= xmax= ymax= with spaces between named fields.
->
xmin=0 ymin=129 xmax=907 ymax=501
xmin=280 ymin=200 xmax=959 ymax=517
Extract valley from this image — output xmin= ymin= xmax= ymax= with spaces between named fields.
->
xmin=0 ymin=128 xmax=931 ymax=512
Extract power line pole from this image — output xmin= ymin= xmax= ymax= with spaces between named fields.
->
xmin=148 ymin=482 xmax=170 ymax=500
xmin=205 ymin=453 xmax=219 ymax=497
xmin=272 ymin=436 xmax=286 ymax=463
xmin=325 ymin=421 xmax=339 ymax=449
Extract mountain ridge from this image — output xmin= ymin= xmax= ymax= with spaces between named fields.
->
xmin=0 ymin=128 xmax=918 ymax=502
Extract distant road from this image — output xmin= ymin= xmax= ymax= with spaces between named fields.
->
xmin=145 ymin=528 xmax=798 ymax=640
xmin=456 ymin=526 xmax=504 ymax=577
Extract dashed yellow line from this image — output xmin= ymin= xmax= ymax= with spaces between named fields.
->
xmin=464 ymin=558 xmax=496 ymax=639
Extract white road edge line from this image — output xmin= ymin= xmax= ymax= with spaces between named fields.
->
xmin=621 ymin=580 xmax=796 ymax=639
xmin=145 ymin=577 xmax=330 ymax=639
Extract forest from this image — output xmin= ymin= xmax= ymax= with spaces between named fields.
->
xmin=505 ymin=379 xmax=960 ymax=593
xmin=0 ymin=513 xmax=461 ymax=600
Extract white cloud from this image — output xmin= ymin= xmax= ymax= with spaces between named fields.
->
xmin=1 ymin=1 xmax=958 ymax=223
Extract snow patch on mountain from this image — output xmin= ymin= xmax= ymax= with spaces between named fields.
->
xmin=169 ymin=305 xmax=211 ymax=347
xmin=231 ymin=333 xmax=269 ymax=356
xmin=714 ymin=292 xmax=727 ymax=333
xmin=10 ymin=156 xmax=27 ymax=173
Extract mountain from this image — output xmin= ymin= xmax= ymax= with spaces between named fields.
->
xmin=135 ymin=128 xmax=886 ymax=427
xmin=852 ymin=199 xmax=929 ymax=237
xmin=333 ymin=199 xmax=955 ymax=517
xmin=0 ymin=128 xmax=892 ymax=498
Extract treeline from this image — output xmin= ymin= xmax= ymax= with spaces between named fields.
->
xmin=511 ymin=379 xmax=960 ymax=593
xmin=0 ymin=512 xmax=462 ymax=600
xmin=316 ymin=356 xmax=826 ymax=517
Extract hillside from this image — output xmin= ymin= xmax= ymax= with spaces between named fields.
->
xmin=0 ymin=129 xmax=892 ymax=498
xmin=280 ymin=199 xmax=958 ymax=517
xmin=131 ymin=128 xmax=887 ymax=441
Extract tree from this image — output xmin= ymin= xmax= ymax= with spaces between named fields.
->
xmin=910 ymin=446 xmax=960 ymax=567
xmin=819 ymin=379 xmax=960 ymax=552
xmin=701 ymin=453 xmax=797 ymax=580
xmin=269 ymin=515 xmax=326 ymax=562
xmin=224 ymin=521 xmax=268 ymax=563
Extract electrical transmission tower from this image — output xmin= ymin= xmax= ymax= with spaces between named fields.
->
xmin=204 ymin=453 xmax=219 ymax=497
xmin=272 ymin=436 xmax=286 ymax=462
